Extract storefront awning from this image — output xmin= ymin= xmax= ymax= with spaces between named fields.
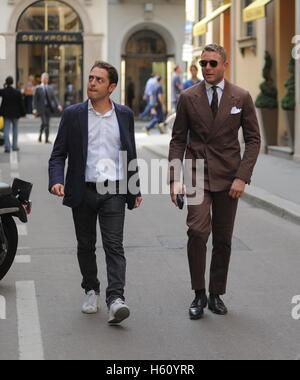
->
xmin=243 ymin=0 xmax=273 ymax=23
xmin=193 ymin=2 xmax=231 ymax=37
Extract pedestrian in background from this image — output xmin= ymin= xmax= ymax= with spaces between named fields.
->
xmin=33 ymin=72 xmax=63 ymax=144
xmin=144 ymin=76 xmax=166 ymax=135
xmin=183 ymin=64 xmax=202 ymax=90
xmin=171 ymin=65 xmax=183 ymax=111
xmin=159 ymin=65 xmax=183 ymax=132
xmin=0 ymin=76 xmax=26 ymax=153
xmin=169 ymin=44 xmax=261 ymax=320
xmin=24 ymin=75 xmax=35 ymax=115
xmin=49 ymin=61 xmax=142 ymax=325
xmin=140 ymin=73 xmax=156 ymax=120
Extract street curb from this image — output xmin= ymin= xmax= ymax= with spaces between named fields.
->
xmin=143 ymin=144 xmax=300 ymax=225
xmin=243 ymin=187 xmax=300 ymax=225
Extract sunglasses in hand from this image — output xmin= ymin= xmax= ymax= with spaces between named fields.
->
xmin=199 ymin=60 xmax=219 ymax=68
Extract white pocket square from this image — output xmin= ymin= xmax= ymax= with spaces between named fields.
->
xmin=231 ymin=107 xmax=242 ymax=115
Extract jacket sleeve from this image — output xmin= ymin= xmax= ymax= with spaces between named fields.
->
xmin=48 ymin=110 xmax=69 ymax=191
xmin=235 ymin=92 xmax=261 ymax=184
xmin=168 ymin=93 xmax=189 ymax=183
xmin=129 ymin=109 xmax=141 ymax=197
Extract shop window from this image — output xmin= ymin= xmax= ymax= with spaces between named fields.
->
xmin=17 ymin=0 xmax=83 ymax=32
xmin=16 ymin=1 xmax=84 ymax=107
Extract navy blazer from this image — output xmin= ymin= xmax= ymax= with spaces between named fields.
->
xmin=48 ymin=100 xmax=140 ymax=210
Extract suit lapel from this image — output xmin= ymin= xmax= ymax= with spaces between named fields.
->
xmin=208 ymin=81 xmax=235 ymax=141
xmin=191 ymin=81 xmax=213 ymax=131
xmin=79 ymin=100 xmax=89 ymax=162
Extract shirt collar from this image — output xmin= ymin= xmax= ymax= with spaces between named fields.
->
xmin=88 ymin=99 xmax=115 ymax=117
xmin=205 ymin=79 xmax=225 ymax=91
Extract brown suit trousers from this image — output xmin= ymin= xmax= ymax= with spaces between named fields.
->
xmin=187 ymin=190 xmax=238 ymax=294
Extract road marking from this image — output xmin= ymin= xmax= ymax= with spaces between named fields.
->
xmin=0 ymin=296 xmax=6 ymax=320
xmin=15 ymin=255 xmax=31 ymax=264
xmin=17 ymin=224 xmax=28 ymax=236
xmin=10 ymin=152 xmax=19 ymax=171
xmin=16 ymin=281 xmax=44 ymax=360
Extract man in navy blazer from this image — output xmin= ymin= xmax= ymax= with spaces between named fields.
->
xmin=49 ymin=61 xmax=142 ymax=324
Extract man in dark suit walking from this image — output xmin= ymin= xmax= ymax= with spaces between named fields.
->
xmin=169 ymin=44 xmax=261 ymax=319
xmin=49 ymin=61 xmax=142 ymax=324
xmin=33 ymin=73 xmax=62 ymax=144
xmin=0 ymin=76 xmax=26 ymax=152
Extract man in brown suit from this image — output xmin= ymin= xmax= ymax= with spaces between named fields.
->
xmin=168 ymin=44 xmax=261 ymax=319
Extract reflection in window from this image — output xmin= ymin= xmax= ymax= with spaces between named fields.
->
xmin=243 ymin=0 xmax=255 ymax=37
xmin=194 ymin=0 xmax=205 ymax=48
xmin=17 ymin=0 xmax=83 ymax=32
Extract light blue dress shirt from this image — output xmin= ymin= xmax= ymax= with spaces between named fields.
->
xmin=85 ymin=100 xmax=124 ymax=183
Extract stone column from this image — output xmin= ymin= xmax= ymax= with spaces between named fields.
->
xmin=0 ymin=34 xmax=16 ymax=85
xmin=83 ymin=33 xmax=104 ymax=100
xmin=294 ymin=0 xmax=300 ymax=162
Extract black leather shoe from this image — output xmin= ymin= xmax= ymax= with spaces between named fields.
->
xmin=189 ymin=295 xmax=208 ymax=320
xmin=208 ymin=295 xmax=228 ymax=315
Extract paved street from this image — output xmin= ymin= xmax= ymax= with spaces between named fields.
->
xmin=0 ymin=120 xmax=300 ymax=360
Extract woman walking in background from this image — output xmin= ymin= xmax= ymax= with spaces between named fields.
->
xmin=0 ymin=76 xmax=26 ymax=153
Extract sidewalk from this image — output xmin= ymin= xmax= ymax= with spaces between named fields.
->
xmin=137 ymin=123 xmax=300 ymax=225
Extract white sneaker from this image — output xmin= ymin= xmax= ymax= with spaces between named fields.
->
xmin=82 ymin=290 xmax=99 ymax=314
xmin=108 ymin=298 xmax=130 ymax=324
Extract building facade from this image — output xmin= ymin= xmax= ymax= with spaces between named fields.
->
xmin=0 ymin=0 xmax=185 ymax=114
xmin=186 ymin=0 xmax=300 ymax=162
xmin=295 ymin=0 xmax=300 ymax=162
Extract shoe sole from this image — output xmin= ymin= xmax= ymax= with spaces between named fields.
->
xmin=189 ymin=313 xmax=204 ymax=320
xmin=81 ymin=307 xmax=99 ymax=315
xmin=108 ymin=306 xmax=130 ymax=324
xmin=208 ymin=305 xmax=228 ymax=315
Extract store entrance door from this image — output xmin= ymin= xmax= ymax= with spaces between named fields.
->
xmin=124 ymin=30 xmax=169 ymax=115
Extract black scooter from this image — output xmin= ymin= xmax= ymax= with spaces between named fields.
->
xmin=0 ymin=179 xmax=32 ymax=281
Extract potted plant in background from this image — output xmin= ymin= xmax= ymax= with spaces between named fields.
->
xmin=281 ymin=55 xmax=295 ymax=150
xmin=255 ymin=51 xmax=278 ymax=147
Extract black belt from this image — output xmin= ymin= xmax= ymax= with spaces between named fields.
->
xmin=86 ymin=180 xmax=120 ymax=189
xmin=86 ymin=182 xmax=97 ymax=190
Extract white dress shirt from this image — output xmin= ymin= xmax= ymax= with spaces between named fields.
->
xmin=205 ymin=79 xmax=225 ymax=107
xmin=85 ymin=100 xmax=124 ymax=183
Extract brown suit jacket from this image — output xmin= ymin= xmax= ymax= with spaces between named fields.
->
xmin=168 ymin=80 xmax=261 ymax=191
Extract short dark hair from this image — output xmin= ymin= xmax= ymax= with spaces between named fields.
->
xmin=5 ymin=76 xmax=14 ymax=86
xmin=91 ymin=61 xmax=119 ymax=85
xmin=202 ymin=44 xmax=227 ymax=62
